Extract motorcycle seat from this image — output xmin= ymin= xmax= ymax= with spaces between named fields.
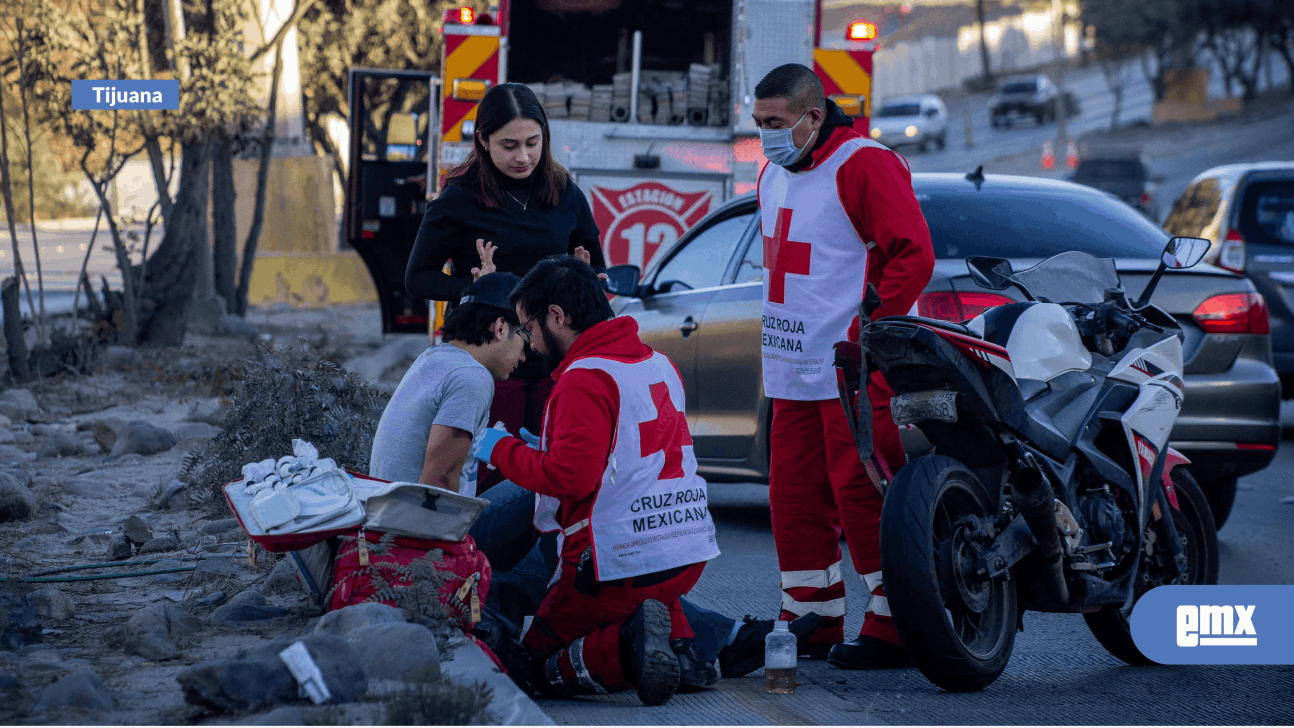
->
xmin=880 ymin=316 xmax=983 ymax=339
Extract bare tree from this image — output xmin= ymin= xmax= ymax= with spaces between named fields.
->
xmin=0 ymin=10 xmax=49 ymax=345
xmin=1097 ymin=45 xmax=1133 ymax=130
xmin=233 ymin=35 xmax=284 ymax=317
xmin=210 ymin=0 xmax=317 ymax=317
xmin=975 ymin=0 xmax=993 ymax=85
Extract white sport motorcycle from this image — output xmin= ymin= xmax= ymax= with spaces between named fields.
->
xmin=834 ymin=237 xmax=1220 ymax=691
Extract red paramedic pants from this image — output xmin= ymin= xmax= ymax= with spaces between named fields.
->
xmin=769 ymin=374 xmax=907 ymax=646
xmin=522 ymin=561 xmax=704 ymax=694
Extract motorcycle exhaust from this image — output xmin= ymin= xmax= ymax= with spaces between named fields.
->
xmin=1011 ymin=464 xmax=1070 ymax=606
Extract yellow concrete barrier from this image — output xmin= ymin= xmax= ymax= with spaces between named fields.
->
xmin=248 ymin=252 xmax=378 ymax=307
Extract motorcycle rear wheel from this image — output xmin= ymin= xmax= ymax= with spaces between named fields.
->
xmin=881 ymin=454 xmax=1017 ymax=692
xmin=1083 ymin=467 xmax=1219 ymax=665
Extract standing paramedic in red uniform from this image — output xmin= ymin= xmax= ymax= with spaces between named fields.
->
xmin=472 ymin=255 xmax=720 ymax=706
xmin=752 ymin=63 xmax=934 ymax=669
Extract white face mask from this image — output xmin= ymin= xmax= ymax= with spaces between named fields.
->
xmin=759 ymin=111 xmax=816 ymax=167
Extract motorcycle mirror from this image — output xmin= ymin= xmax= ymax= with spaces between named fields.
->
xmin=1162 ymin=236 xmax=1210 ymax=270
xmin=966 ymin=256 xmax=1014 ymax=290
xmin=604 ymin=264 xmax=642 ymax=297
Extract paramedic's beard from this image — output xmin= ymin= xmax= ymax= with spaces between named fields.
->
xmin=539 ymin=320 xmax=568 ymax=366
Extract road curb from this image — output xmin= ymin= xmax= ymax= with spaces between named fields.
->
xmin=440 ymin=635 xmax=555 ymax=725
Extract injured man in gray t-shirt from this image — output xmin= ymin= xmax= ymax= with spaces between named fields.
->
xmin=368 ymin=273 xmax=530 ymax=497
xmin=369 ymin=343 xmax=494 ymax=496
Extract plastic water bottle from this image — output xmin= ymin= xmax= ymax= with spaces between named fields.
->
xmin=764 ymin=620 xmax=797 ymax=694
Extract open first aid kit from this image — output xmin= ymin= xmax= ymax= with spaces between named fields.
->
xmin=223 ymin=439 xmax=489 ymax=553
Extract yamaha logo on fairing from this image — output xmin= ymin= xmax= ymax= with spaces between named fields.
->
xmin=1130 ymin=586 xmax=1293 ymax=664
xmin=1136 ymin=439 xmax=1157 ymax=464
xmin=1177 ymin=605 xmax=1257 ymax=646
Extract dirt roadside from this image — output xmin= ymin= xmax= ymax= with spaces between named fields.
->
xmin=0 ymin=304 xmax=469 ymax=725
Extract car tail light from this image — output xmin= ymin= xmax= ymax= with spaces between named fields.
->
xmin=1218 ymin=229 xmax=1246 ymax=273
xmin=918 ymin=291 xmax=1014 ymax=322
xmin=1139 ymin=192 xmax=1150 ymax=206
xmin=1193 ymin=292 xmax=1270 ymax=334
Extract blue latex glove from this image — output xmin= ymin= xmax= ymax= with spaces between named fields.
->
xmin=472 ymin=424 xmax=512 ymax=467
xmin=519 ymin=427 xmax=541 ymax=449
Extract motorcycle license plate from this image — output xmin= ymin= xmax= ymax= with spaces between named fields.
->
xmin=890 ymin=390 xmax=958 ymax=426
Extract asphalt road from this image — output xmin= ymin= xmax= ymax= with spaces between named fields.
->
xmin=1 ymin=223 xmax=144 ymax=316
xmin=539 ymin=432 xmax=1294 ymax=725
xmin=898 ymin=58 xmax=1293 ymax=225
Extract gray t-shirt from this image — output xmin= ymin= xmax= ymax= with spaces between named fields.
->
xmin=369 ymin=343 xmax=494 ymax=497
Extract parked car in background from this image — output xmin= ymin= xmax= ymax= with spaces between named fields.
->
xmin=607 ymin=174 xmax=1280 ymax=529
xmin=1069 ymin=149 xmax=1164 ymax=220
xmin=989 ymin=73 xmax=1080 ymax=128
xmin=869 ymin=94 xmax=948 ymax=152
xmin=1163 ymin=162 xmax=1294 ymax=398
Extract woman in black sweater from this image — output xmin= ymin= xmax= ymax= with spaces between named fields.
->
xmin=406 ymin=83 xmax=606 ymax=489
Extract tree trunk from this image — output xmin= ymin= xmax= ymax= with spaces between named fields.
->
xmin=2 ymin=277 xmax=30 ymax=382
xmin=976 ymin=0 xmax=992 ymax=82
xmin=234 ymin=39 xmax=285 ymax=317
xmin=135 ymin=135 xmax=213 ymax=345
xmin=211 ymin=138 xmax=238 ymax=306
xmin=0 ymin=86 xmax=36 ymax=326
xmin=1279 ymin=38 xmax=1294 ymax=95
xmin=143 ymin=136 xmax=175 ymax=229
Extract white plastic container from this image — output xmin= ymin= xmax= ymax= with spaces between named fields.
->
xmin=764 ymin=620 xmax=797 ymax=694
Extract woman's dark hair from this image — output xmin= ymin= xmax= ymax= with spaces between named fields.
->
xmin=509 ymin=255 xmax=613 ymax=333
xmin=446 ymin=83 xmax=570 ymax=209
xmin=440 ymin=303 xmax=520 ymax=346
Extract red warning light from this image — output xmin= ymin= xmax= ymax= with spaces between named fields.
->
xmin=458 ymin=7 xmax=474 ymax=24
xmin=847 ymin=21 xmax=877 ymax=41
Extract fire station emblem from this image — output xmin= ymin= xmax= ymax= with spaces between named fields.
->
xmin=588 ymin=182 xmax=713 ymax=273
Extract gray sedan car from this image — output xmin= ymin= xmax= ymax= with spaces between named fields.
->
xmin=607 ymin=173 xmax=1280 ymax=529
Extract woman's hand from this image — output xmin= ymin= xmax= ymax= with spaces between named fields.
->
xmin=573 ymin=246 xmax=609 ymax=280
xmin=471 ymin=239 xmax=497 ymax=280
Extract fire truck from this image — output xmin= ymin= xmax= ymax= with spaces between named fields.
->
xmin=345 ymin=0 xmax=877 ymax=333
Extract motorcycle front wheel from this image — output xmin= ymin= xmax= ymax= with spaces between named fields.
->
xmin=880 ymin=455 xmax=1017 ymax=692
xmin=1083 ymin=466 xmax=1220 ymax=665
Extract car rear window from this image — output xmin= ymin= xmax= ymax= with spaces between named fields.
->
xmin=1074 ymin=159 xmax=1145 ymax=181
xmin=877 ymin=104 xmax=921 ymax=117
xmin=1238 ymin=180 xmax=1294 ymax=245
xmin=1000 ymin=81 xmax=1037 ymax=94
xmin=914 ymin=187 xmax=1167 ymax=259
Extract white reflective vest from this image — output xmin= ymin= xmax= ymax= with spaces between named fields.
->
xmin=758 ymin=136 xmax=903 ymax=401
xmin=532 ymin=352 xmax=721 ymax=580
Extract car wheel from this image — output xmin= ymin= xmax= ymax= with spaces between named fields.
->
xmin=990 ymin=115 xmax=1002 ymax=129
xmin=918 ymin=137 xmax=929 ymax=153
xmin=937 ymin=132 xmax=947 ymax=150
xmin=1034 ymin=110 xmax=1045 ymax=125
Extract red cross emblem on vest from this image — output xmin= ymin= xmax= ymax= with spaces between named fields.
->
xmin=763 ymin=207 xmax=811 ymax=304
xmin=639 ymin=381 xmax=692 ymax=480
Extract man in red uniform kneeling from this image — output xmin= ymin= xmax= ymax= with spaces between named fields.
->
xmin=472 ymin=255 xmax=720 ymax=706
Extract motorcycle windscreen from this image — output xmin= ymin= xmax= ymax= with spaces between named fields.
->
xmin=1010 ymin=250 xmax=1120 ymax=305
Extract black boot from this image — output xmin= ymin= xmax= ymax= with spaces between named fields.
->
xmin=718 ymin=613 xmax=824 ymax=678
xmin=673 ymin=639 xmax=719 ymax=692
xmin=474 ymin=605 xmax=535 ymax=693
xmin=826 ymin=635 xmax=912 ymax=670
xmin=619 ymin=600 xmax=680 ymax=706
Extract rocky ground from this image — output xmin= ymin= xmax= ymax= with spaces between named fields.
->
xmin=0 ymin=304 xmax=524 ymax=725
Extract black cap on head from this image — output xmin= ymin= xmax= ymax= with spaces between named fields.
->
xmin=460 ymin=272 xmax=522 ymax=312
